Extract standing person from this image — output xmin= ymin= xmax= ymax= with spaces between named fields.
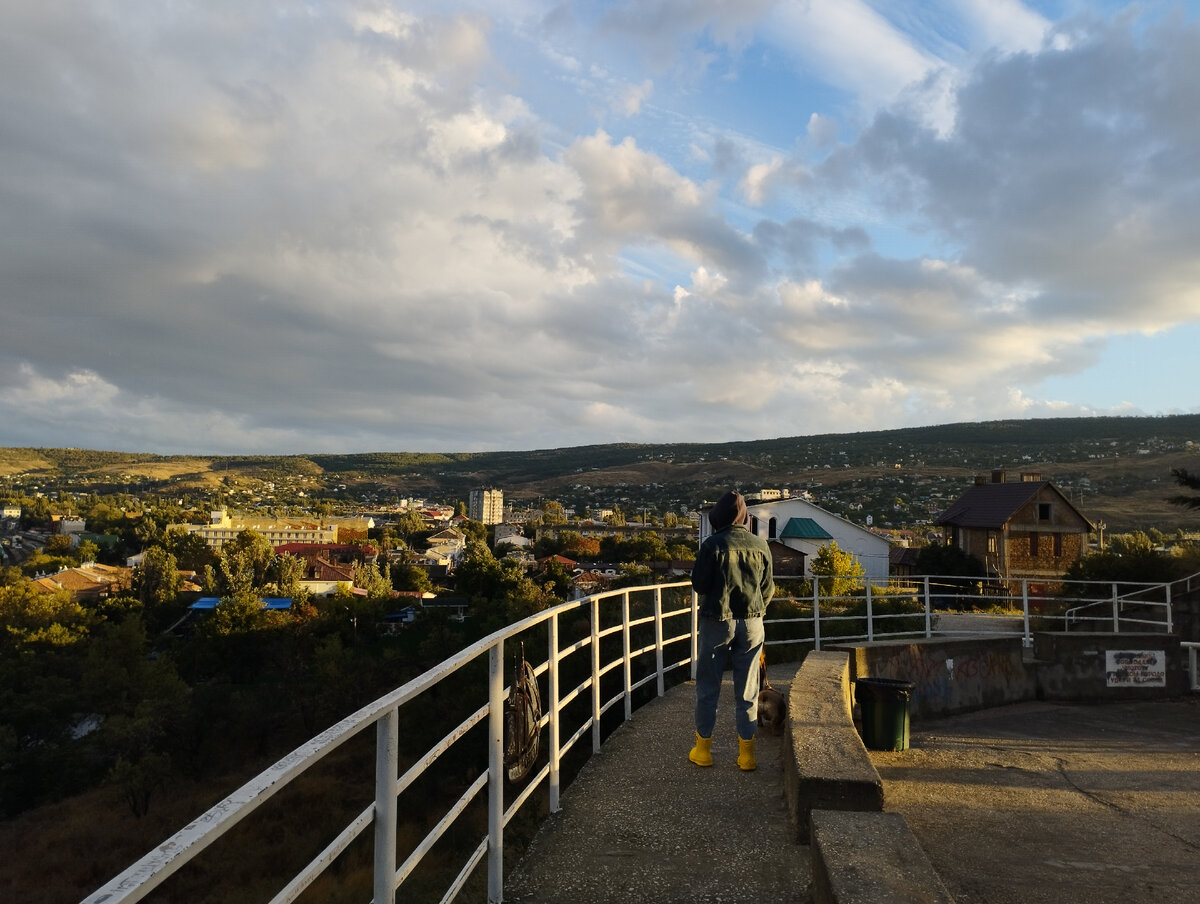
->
xmin=688 ymin=490 xmax=774 ymax=771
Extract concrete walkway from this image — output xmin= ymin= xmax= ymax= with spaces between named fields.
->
xmin=873 ymin=697 xmax=1200 ymax=904
xmin=504 ymin=665 xmax=811 ymax=903
xmin=505 ymin=667 xmax=1200 ymax=904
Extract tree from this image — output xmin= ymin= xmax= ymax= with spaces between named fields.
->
xmin=810 ymin=541 xmax=865 ymax=599
xmin=1168 ymin=467 xmax=1200 ymax=511
xmin=75 ymin=539 xmax=100 ymax=564
xmin=216 ymin=530 xmax=275 ymax=596
xmin=391 ymin=562 xmax=433 ymax=593
xmin=0 ymin=582 xmax=91 ymax=648
xmin=541 ymin=500 xmax=567 ymax=526
xmin=45 ymin=534 xmax=73 ymax=556
xmin=132 ymin=546 xmax=182 ymax=619
xmin=165 ymin=528 xmax=215 ymax=571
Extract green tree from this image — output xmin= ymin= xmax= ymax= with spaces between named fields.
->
xmin=810 ymin=541 xmax=865 ymax=599
xmin=132 ymin=546 xmax=181 ymax=624
xmin=391 ymin=562 xmax=433 ymax=593
xmin=216 ymin=530 xmax=275 ymax=596
xmin=45 ymin=534 xmax=73 ymax=556
xmin=165 ymin=528 xmax=215 ymax=571
xmin=542 ymin=500 xmax=567 ymax=526
xmin=0 ymin=582 xmax=91 ymax=648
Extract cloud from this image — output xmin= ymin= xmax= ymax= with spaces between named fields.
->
xmin=0 ymin=3 xmax=1196 ymax=456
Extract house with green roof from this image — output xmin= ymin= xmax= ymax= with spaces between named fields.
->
xmin=699 ymin=495 xmax=891 ymax=579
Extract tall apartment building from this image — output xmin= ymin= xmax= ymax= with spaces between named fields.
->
xmin=469 ymin=488 xmax=504 ymax=525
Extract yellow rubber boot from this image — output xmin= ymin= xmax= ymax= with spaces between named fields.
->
xmin=688 ymin=732 xmax=713 ymax=767
xmin=737 ymin=736 xmax=757 ymax=771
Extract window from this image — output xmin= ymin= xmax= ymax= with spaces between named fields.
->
xmin=750 ymin=516 xmax=758 ymax=534
xmin=768 ymin=517 xmax=777 ymax=540
xmin=1053 ymin=533 xmax=1063 ymax=557
xmin=1029 ymin=532 xmax=1040 ymax=555
xmin=987 ymin=534 xmax=997 ymax=554
xmin=1038 ymin=503 xmax=1052 ymax=521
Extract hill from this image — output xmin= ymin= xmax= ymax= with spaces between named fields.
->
xmin=2 ymin=414 xmax=1199 ymax=532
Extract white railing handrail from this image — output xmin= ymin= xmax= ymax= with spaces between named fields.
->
xmin=82 ymin=581 xmax=697 ymax=904
xmin=82 ymin=569 xmax=1199 ymax=903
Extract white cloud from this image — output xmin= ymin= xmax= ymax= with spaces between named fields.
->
xmin=0 ymin=3 xmax=1197 ymax=456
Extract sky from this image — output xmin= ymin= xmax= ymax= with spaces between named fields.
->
xmin=3 ymin=1 xmax=1200 ymax=456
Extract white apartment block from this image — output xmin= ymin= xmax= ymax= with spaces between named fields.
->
xmin=170 ymin=510 xmax=338 ymax=550
xmin=469 ymin=488 xmax=504 ymax=525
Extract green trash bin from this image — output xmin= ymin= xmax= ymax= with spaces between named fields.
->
xmin=854 ymin=677 xmax=915 ymax=751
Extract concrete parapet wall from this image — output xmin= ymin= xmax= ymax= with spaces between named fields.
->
xmin=838 ymin=633 xmax=1185 ymax=719
xmin=1033 ymin=632 xmax=1186 ymax=699
xmin=810 ymin=810 xmax=955 ymax=904
xmin=840 ymin=637 xmax=1035 ymax=719
xmin=784 ymin=650 xmax=883 ymax=843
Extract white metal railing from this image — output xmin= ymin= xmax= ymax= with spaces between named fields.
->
xmin=82 ymin=581 xmax=698 ymax=904
xmin=1184 ymin=642 xmax=1200 ymax=692
xmin=763 ymin=573 xmax=1193 ymax=652
xmin=80 ymin=570 xmax=1199 ymax=903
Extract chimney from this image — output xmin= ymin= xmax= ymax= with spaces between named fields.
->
xmin=991 ymin=470 xmax=1006 ymax=484
xmin=1020 ymin=472 xmax=1042 ymax=482
xmin=974 ymin=474 xmax=989 ymax=486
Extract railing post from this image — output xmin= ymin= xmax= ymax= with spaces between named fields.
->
xmin=865 ymin=582 xmax=874 ymax=642
xmin=622 ymin=590 xmax=633 ymax=720
xmin=923 ymin=577 xmax=932 ymax=638
xmin=374 ymin=708 xmax=399 ymax=904
xmin=1112 ymin=582 xmax=1120 ymax=632
xmin=690 ymin=590 xmax=699 ymax=680
xmin=1021 ymin=580 xmax=1031 ymax=647
xmin=488 ymin=642 xmax=504 ymax=903
xmin=548 ymin=613 xmax=562 ymax=814
xmin=812 ymin=578 xmax=821 ymax=651
xmin=1165 ymin=583 xmax=1174 ymax=633
xmin=591 ymin=596 xmax=602 ymax=753
xmin=654 ymin=587 xmax=665 ymax=697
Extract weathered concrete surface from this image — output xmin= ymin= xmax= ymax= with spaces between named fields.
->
xmin=504 ymin=664 xmax=810 ymax=903
xmin=841 ymin=633 xmax=1185 ymax=720
xmin=841 ymin=638 xmax=1036 ymax=719
xmin=784 ymin=651 xmax=883 ymax=843
xmin=810 ymin=810 xmax=955 ymax=904
xmin=872 ymin=698 xmax=1200 ymax=904
xmin=1033 ymin=632 xmax=1187 ymax=699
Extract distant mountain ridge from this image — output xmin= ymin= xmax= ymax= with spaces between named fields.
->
xmin=3 ymin=414 xmax=1199 ymax=532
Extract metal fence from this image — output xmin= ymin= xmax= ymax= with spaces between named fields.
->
xmin=82 ymin=581 xmax=698 ymax=904
xmin=82 ymin=571 xmax=1196 ymax=904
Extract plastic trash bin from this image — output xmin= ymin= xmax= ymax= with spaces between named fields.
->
xmin=854 ymin=677 xmax=915 ymax=751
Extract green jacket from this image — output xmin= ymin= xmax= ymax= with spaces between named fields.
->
xmin=691 ymin=525 xmax=775 ymax=620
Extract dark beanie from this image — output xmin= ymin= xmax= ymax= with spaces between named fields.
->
xmin=708 ymin=491 xmax=747 ymax=531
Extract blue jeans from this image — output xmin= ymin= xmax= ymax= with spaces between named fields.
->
xmin=694 ymin=615 xmax=765 ymax=741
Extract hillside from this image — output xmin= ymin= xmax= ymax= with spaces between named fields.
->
xmin=2 ymin=414 xmax=1199 ymax=532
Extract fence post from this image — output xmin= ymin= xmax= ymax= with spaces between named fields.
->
xmin=622 ymin=591 xmax=633 ymax=720
xmin=812 ymin=578 xmax=821 ymax=652
xmin=923 ymin=576 xmax=932 ymax=638
xmin=1021 ymin=580 xmax=1031 ymax=647
xmin=1165 ymin=583 xmax=1174 ymax=633
xmin=548 ymin=613 xmax=562 ymax=814
xmin=488 ymin=642 xmax=505 ymax=903
xmin=865 ymin=582 xmax=874 ymax=642
xmin=654 ymin=587 xmax=666 ymax=697
xmin=1112 ymin=582 xmax=1120 ymax=632
xmin=374 ymin=708 xmax=399 ymax=904
xmin=591 ymin=596 xmax=602 ymax=753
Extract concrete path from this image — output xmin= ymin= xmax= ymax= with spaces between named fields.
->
xmin=504 ymin=665 xmax=812 ymax=904
xmin=872 ymin=698 xmax=1200 ymax=904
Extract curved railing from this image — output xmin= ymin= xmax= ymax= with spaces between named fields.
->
xmin=82 ymin=581 xmax=698 ymax=904
xmin=82 ymin=571 xmax=1195 ymax=903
